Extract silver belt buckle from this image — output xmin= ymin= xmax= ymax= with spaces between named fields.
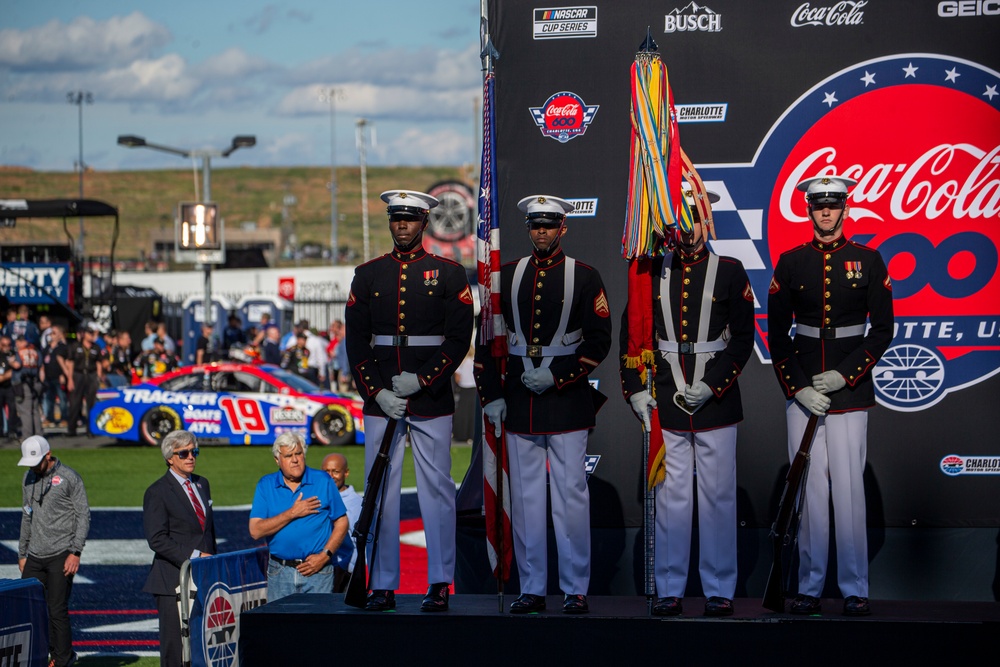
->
xmin=679 ymin=342 xmax=693 ymax=354
xmin=526 ymin=345 xmax=542 ymax=358
xmin=393 ymin=335 xmax=408 ymax=346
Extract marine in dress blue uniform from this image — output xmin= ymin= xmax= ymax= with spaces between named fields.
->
xmin=620 ymin=187 xmax=754 ymax=617
xmin=474 ymin=195 xmax=612 ymax=615
xmin=767 ymin=175 xmax=894 ymax=617
xmin=345 ymin=190 xmax=474 ymax=612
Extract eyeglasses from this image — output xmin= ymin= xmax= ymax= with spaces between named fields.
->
xmin=174 ymin=448 xmax=200 ymax=460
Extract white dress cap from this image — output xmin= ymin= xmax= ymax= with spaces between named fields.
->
xmin=796 ymin=175 xmax=858 ymax=201
xmin=681 ymin=181 xmax=721 ymax=207
xmin=380 ymin=190 xmax=439 ymax=212
xmin=517 ymin=195 xmax=575 ymax=219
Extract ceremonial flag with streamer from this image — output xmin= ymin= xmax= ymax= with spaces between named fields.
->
xmin=622 ymin=42 xmax=708 ymax=490
xmin=477 ymin=42 xmax=513 ymax=582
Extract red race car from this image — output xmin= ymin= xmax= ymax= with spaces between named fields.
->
xmin=90 ymin=362 xmax=365 ymax=447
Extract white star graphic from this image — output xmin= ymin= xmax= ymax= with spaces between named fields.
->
xmin=944 ymin=67 xmax=960 ymax=83
xmin=860 ymin=71 xmax=876 ymax=87
xmin=903 ymin=62 xmax=919 ymax=78
xmin=479 ymin=185 xmax=490 ymax=200
xmin=984 ymin=85 xmax=998 ymax=101
xmin=822 ymin=91 xmax=838 ymax=108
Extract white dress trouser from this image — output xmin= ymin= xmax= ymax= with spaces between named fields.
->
xmin=655 ymin=425 xmax=738 ymax=599
xmin=506 ymin=430 xmax=591 ymax=596
xmin=786 ymin=401 xmax=869 ymax=598
xmin=364 ymin=415 xmax=456 ymax=590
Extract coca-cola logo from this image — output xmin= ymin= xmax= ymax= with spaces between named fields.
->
xmin=529 ymin=91 xmax=599 ymax=143
xmin=697 ymin=54 xmax=1000 ymax=411
xmin=791 ymin=1 xmax=866 ymax=27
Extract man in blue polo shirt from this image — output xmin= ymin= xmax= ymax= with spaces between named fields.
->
xmin=249 ymin=432 xmax=349 ymax=601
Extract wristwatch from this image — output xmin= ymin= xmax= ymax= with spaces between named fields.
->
xmin=324 ymin=549 xmax=334 ymax=560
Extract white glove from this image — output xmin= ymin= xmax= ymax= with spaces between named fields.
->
xmin=795 ymin=386 xmax=831 ymax=416
xmin=812 ymin=370 xmax=846 ymax=394
xmin=628 ymin=391 xmax=657 ymax=432
xmin=483 ymin=398 xmax=507 ymax=438
xmin=375 ymin=389 xmax=407 ymax=420
xmin=521 ymin=367 xmax=555 ymax=394
xmin=391 ymin=372 xmax=422 ymax=397
xmin=683 ymin=381 xmax=713 ymax=409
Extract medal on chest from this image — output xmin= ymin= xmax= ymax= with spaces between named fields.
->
xmin=423 ymin=269 xmax=439 ymax=286
xmin=845 ymin=261 xmax=862 ymax=280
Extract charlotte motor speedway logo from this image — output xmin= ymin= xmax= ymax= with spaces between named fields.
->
xmin=698 ymin=54 xmax=1000 ymax=412
xmin=202 ymin=580 xmax=267 ymax=667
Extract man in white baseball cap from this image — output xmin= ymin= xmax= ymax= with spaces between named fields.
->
xmin=345 ymin=188 xmax=474 ymax=612
xmin=18 ymin=435 xmax=90 ymax=667
xmin=475 ymin=194 xmax=613 ymax=615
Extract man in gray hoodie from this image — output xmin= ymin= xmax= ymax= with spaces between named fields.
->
xmin=18 ymin=435 xmax=90 ymax=667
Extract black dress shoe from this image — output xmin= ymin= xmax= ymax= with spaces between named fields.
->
xmin=843 ymin=596 xmax=871 ymax=616
xmin=364 ymin=589 xmax=396 ymax=611
xmin=562 ymin=594 xmax=589 ymax=614
xmin=509 ymin=593 xmax=546 ymax=614
xmin=789 ymin=594 xmax=821 ymax=615
xmin=652 ymin=596 xmax=683 ymax=616
xmin=420 ymin=582 xmax=450 ymax=612
xmin=704 ymin=596 xmax=734 ymax=617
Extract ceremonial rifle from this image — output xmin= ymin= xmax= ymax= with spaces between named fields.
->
xmin=762 ymin=412 xmax=819 ymax=612
xmin=344 ymin=418 xmax=400 ymax=608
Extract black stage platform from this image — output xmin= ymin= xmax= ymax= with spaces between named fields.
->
xmin=241 ymin=594 xmax=998 ymax=665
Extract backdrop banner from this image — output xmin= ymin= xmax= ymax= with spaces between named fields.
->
xmin=489 ymin=0 xmax=1000 ymax=529
xmin=185 ymin=547 xmax=268 ymax=667
xmin=0 ymin=578 xmax=49 ymax=667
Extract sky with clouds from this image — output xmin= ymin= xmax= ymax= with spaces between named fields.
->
xmin=0 ymin=0 xmax=484 ymax=171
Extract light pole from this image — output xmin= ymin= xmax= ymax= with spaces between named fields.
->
xmin=68 ymin=91 xmax=93 ymax=258
xmin=319 ymin=88 xmax=344 ymax=265
xmin=356 ymin=118 xmax=372 ymax=262
xmin=116 ymin=134 xmax=256 ymax=327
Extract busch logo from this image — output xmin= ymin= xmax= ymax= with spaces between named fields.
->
xmin=791 ymin=1 xmax=867 ymax=27
xmin=665 ymin=2 xmax=722 ymax=32
xmin=529 ymin=91 xmax=599 ymax=143
xmin=696 ymin=54 xmax=1000 ymax=411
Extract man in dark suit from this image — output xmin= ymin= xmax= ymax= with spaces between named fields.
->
xmin=142 ymin=430 xmax=216 ymax=667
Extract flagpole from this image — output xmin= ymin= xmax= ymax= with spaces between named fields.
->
xmin=480 ymin=0 xmax=507 ymax=615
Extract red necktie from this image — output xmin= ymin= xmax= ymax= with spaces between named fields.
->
xmin=185 ymin=480 xmax=206 ymax=530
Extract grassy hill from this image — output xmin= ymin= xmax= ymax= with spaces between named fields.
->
xmin=0 ymin=164 xmax=472 ymax=263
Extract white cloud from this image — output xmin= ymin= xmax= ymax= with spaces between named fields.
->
xmin=195 ymin=48 xmax=273 ymax=80
xmin=0 ymin=12 xmax=171 ymax=71
xmin=273 ymin=81 xmax=478 ymax=122
xmin=379 ymin=127 xmax=472 ymax=166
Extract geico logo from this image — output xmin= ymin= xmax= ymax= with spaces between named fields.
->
xmin=938 ymin=0 xmax=1000 ymax=16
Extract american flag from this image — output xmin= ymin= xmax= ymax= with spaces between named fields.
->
xmin=477 ymin=70 xmax=503 ymax=355
xmin=477 ymin=65 xmax=513 ymax=582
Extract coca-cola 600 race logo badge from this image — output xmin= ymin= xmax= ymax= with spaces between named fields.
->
xmin=699 ymin=54 xmax=1000 ymax=411
xmin=529 ymin=91 xmax=599 ymax=143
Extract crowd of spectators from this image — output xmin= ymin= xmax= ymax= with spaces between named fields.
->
xmin=0 ymin=305 xmax=355 ymax=441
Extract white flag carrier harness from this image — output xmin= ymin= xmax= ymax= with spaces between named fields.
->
xmin=657 ymin=252 xmax=730 ymax=393
xmin=507 ymin=256 xmax=582 ymax=374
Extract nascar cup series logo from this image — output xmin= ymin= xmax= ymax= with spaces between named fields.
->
xmin=202 ymin=581 xmax=267 ymax=667
xmin=697 ymin=54 xmax=1000 ymax=412
xmin=529 ymin=91 xmax=599 ymax=143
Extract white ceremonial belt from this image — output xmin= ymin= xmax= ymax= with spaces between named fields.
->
xmin=795 ymin=324 xmax=865 ymax=339
xmin=509 ymin=342 xmax=581 ymax=359
xmin=657 ymin=339 xmax=728 ymax=354
xmin=371 ymin=335 xmax=445 ymax=347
